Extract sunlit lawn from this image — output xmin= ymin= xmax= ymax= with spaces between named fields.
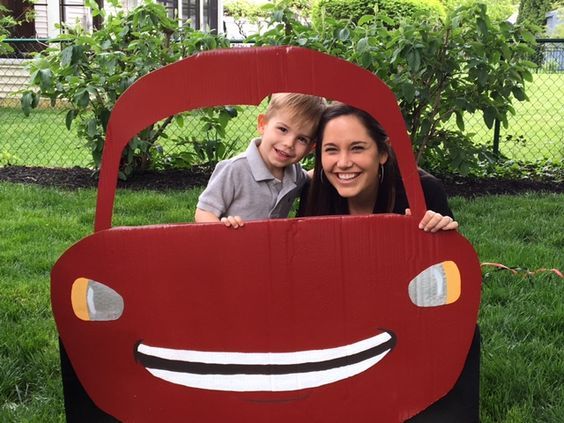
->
xmin=1 ymin=101 xmax=262 ymax=168
xmin=444 ymin=72 xmax=563 ymax=162
xmin=0 ymin=182 xmax=562 ymax=421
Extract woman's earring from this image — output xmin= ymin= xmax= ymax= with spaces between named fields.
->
xmin=379 ymin=164 xmax=385 ymax=183
xmin=320 ymin=170 xmax=325 ymax=184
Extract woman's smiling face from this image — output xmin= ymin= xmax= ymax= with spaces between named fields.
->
xmin=321 ymin=114 xmax=388 ymax=201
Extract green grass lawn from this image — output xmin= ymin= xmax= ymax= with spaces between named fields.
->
xmin=502 ymin=72 xmax=564 ymax=161
xmin=1 ymin=106 xmax=90 ymax=168
xmin=0 ymin=182 xmax=562 ymax=421
xmin=1 ymin=102 xmax=263 ymax=169
xmin=2 ymin=72 xmax=563 ymax=168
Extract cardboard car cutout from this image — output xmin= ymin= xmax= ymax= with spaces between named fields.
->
xmin=51 ymin=47 xmax=482 ymax=422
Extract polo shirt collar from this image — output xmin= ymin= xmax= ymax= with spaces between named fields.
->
xmin=247 ymin=138 xmax=298 ymax=184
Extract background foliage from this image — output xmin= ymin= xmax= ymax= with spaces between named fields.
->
xmin=21 ymin=1 xmax=230 ymax=178
xmin=14 ymin=0 xmax=557 ymax=177
xmin=249 ymin=2 xmax=538 ymax=175
xmin=311 ymin=0 xmax=446 ymax=27
xmin=517 ymin=0 xmax=556 ymax=27
xmin=0 ymin=3 xmax=20 ymax=54
xmin=441 ymin=0 xmax=518 ymax=23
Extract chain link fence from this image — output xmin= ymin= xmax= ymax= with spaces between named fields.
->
xmin=1 ymin=38 xmax=563 ymax=169
xmin=464 ymin=39 xmax=564 ymax=164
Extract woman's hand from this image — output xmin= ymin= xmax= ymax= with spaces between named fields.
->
xmin=405 ymin=209 xmax=459 ymax=232
xmin=220 ymin=215 xmax=245 ymax=229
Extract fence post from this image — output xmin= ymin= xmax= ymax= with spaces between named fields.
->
xmin=492 ymin=118 xmax=500 ymax=157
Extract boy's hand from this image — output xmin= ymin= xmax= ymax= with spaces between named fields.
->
xmin=195 ymin=208 xmax=245 ymax=229
xmin=405 ymin=209 xmax=459 ymax=233
xmin=220 ymin=216 xmax=245 ymax=229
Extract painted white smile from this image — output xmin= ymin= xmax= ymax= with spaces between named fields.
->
xmin=337 ymin=172 xmax=359 ymax=181
xmin=136 ymin=331 xmax=396 ymax=392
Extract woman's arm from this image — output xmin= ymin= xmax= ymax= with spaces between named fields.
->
xmin=417 ymin=170 xmax=458 ymax=231
xmin=418 ymin=170 xmax=453 ymax=217
xmin=396 ymin=170 xmax=457 ymax=232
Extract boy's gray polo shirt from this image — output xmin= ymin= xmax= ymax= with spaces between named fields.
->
xmin=197 ymin=138 xmax=308 ymax=220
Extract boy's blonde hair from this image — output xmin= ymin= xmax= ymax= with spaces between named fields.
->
xmin=265 ymin=93 xmax=327 ymax=132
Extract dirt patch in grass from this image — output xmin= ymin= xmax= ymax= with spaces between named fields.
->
xmin=0 ymin=165 xmax=562 ymax=198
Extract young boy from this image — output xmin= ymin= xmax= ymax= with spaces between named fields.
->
xmin=195 ymin=93 xmax=326 ymax=228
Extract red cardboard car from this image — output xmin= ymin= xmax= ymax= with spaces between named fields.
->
xmin=51 ymin=47 xmax=481 ymax=422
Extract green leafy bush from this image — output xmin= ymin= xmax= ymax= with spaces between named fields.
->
xmin=224 ymin=0 xmax=263 ymax=19
xmin=311 ymin=0 xmax=446 ymax=27
xmin=21 ymin=1 xmax=229 ymax=178
xmin=250 ymin=2 xmax=537 ymax=175
xmin=517 ymin=0 xmax=554 ymax=27
xmin=0 ymin=0 xmax=34 ymax=53
xmin=158 ymin=107 xmax=241 ymax=169
xmin=0 ymin=150 xmax=19 ymax=166
xmin=442 ymin=0 xmax=517 ymax=23
xmin=0 ymin=4 xmax=17 ymax=54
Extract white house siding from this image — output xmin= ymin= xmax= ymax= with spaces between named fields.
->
xmin=33 ymin=4 xmax=50 ymax=38
xmin=35 ymin=0 xmax=222 ymax=36
xmin=545 ymin=10 xmax=563 ymax=36
xmin=0 ymin=58 xmax=30 ymax=100
xmin=62 ymin=0 xmax=92 ymax=32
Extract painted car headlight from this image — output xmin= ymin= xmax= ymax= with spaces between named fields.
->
xmin=408 ymin=261 xmax=461 ymax=307
xmin=71 ymin=277 xmax=124 ymax=321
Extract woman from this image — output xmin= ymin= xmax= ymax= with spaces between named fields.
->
xmin=300 ymin=103 xmax=480 ymax=422
xmin=301 ymin=102 xmax=457 ymax=231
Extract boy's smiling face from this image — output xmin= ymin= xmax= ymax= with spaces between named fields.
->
xmin=257 ymin=110 xmax=315 ymax=180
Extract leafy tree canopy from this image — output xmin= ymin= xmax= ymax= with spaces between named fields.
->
xmin=517 ymin=0 xmax=556 ymax=27
xmin=311 ymin=0 xmax=446 ymax=28
xmin=249 ymin=2 xmax=538 ymax=175
xmin=442 ymin=0 xmax=519 ymax=22
xmin=22 ymin=1 xmax=230 ymax=178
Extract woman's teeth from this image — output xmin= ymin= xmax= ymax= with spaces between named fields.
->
xmin=337 ymin=173 xmax=358 ymax=180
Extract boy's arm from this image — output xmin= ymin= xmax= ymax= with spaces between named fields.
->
xmin=195 ymin=208 xmax=220 ymax=223
xmin=194 ymin=161 xmax=232 ymax=222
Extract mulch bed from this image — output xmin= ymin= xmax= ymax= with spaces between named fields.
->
xmin=0 ymin=165 xmax=562 ymax=198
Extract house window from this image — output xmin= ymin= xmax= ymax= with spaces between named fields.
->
xmin=182 ymin=0 xmax=200 ymax=28
xmin=203 ymin=0 xmax=218 ymax=32
xmin=60 ymin=0 xmax=91 ymax=31
xmin=157 ymin=0 xmax=177 ymax=19
xmin=33 ymin=1 xmax=49 ymax=38
xmin=155 ymin=0 xmax=219 ymax=32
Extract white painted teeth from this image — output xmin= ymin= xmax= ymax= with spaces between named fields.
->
xmin=338 ymin=173 xmax=357 ymax=180
xmin=136 ymin=331 xmax=395 ymax=392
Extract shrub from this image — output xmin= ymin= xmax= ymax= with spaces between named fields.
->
xmin=249 ymin=2 xmax=537 ymax=175
xmin=0 ymin=0 xmax=34 ymax=53
xmin=21 ymin=1 xmax=229 ymax=178
xmin=311 ymin=0 xmax=446 ymax=27
xmin=443 ymin=0 xmax=518 ymax=23
xmin=0 ymin=4 xmax=17 ymax=54
xmin=0 ymin=150 xmax=19 ymax=166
